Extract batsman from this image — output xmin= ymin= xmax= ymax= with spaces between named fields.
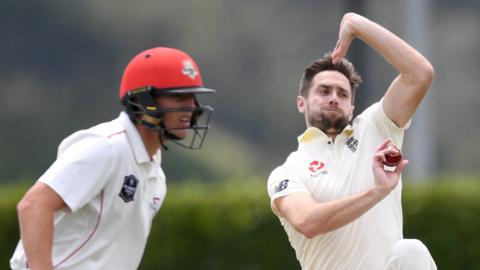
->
xmin=267 ymin=13 xmax=437 ymax=269
xmin=10 ymin=47 xmax=215 ymax=270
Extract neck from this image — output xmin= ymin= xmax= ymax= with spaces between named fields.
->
xmin=326 ymin=128 xmax=339 ymax=141
xmin=306 ymin=123 xmax=340 ymax=141
xmin=327 ymin=133 xmax=338 ymax=142
xmin=137 ymin=125 xmax=162 ymax=159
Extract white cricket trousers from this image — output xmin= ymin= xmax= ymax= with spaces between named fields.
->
xmin=385 ymin=239 xmax=437 ymax=270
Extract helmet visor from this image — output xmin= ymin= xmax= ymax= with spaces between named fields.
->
xmin=152 ymin=87 xmax=215 ymax=95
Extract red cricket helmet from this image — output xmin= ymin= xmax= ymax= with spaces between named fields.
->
xmin=119 ymin=47 xmax=214 ymax=99
xmin=119 ymin=47 xmax=215 ymax=150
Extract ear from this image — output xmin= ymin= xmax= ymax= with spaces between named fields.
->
xmin=297 ymin=96 xmax=306 ymax=113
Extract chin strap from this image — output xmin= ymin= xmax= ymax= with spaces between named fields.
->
xmin=158 ymin=134 xmax=169 ymax=151
xmin=138 ymin=114 xmax=172 ymax=151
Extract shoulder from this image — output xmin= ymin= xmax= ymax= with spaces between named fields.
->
xmin=267 ymin=151 xmax=311 ymax=205
xmin=351 ymin=100 xmax=409 ymax=147
xmin=268 ymin=151 xmax=307 ymax=184
xmin=57 ymin=119 xmax=128 ymax=161
xmin=354 ymin=101 xmax=382 ymax=124
xmin=355 ymin=100 xmax=411 ymax=129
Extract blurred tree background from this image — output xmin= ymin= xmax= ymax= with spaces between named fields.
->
xmin=1 ymin=0 xmax=479 ymax=183
xmin=1 ymin=0 xmax=480 ymax=268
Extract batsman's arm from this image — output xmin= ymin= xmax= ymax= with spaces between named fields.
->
xmin=332 ymin=12 xmax=434 ymax=127
xmin=274 ymin=139 xmax=408 ymax=238
xmin=17 ymin=182 xmax=67 ymax=270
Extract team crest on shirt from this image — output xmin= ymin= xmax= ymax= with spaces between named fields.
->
xmin=308 ymin=160 xmax=328 ymax=176
xmin=346 ymin=136 xmax=359 ymax=152
xmin=119 ymin=175 xmax=139 ymax=203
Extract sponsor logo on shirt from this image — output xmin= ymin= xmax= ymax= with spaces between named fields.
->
xmin=346 ymin=136 xmax=359 ymax=152
xmin=308 ymin=160 xmax=328 ymax=176
xmin=149 ymin=197 xmax=162 ymax=214
xmin=274 ymin=179 xmax=289 ymax=193
xmin=119 ymin=175 xmax=139 ymax=203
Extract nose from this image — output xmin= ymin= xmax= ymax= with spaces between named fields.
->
xmin=329 ymin=92 xmax=339 ymax=106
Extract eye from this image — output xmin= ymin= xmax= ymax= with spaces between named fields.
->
xmin=172 ymin=94 xmax=184 ymax=99
xmin=170 ymin=93 xmax=194 ymax=101
xmin=339 ymin=90 xmax=350 ymax=99
xmin=318 ymin=88 xmax=330 ymax=95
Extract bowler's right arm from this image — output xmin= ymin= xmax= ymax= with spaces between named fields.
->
xmin=274 ymin=139 xmax=408 ymax=238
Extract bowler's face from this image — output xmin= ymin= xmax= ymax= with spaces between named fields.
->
xmin=297 ymin=70 xmax=354 ymax=135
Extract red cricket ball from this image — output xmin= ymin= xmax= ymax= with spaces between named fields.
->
xmin=383 ymin=145 xmax=403 ymax=167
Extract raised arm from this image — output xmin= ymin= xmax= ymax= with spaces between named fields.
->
xmin=332 ymin=12 xmax=434 ymax=127
xmin=274 ymin=139 xmax=408 ymax=238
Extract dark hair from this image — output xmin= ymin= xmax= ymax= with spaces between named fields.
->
xmin=299 ymin=53 xmax=362 ymax=103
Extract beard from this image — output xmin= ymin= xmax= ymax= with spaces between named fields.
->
xmin=308 ymin=109 xmax=350 ymax=135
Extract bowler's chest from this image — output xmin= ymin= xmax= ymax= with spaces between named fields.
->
xmin=300 ymin=138 xmax=373 ymax=202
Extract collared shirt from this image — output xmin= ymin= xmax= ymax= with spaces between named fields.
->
xmin=10 ymin=112 xmax=166 ymax=270
xmin=267 ymin=101 xmax=411 ymax=270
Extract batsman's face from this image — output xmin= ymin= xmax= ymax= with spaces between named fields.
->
xmin=155 ymin=94 xmax=195 ymax=139
xmin=297 ymin=70 xmax=354 ymax=135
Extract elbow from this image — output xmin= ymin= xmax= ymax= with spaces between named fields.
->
xmin=420 ymin=61 xmax=435 ymax=86
xmin=404 ymin=60 xmax=435 ymax=89
xmin=17 ymin=197 xmax=33 ymax=221
xmin=295 ymin=226 xmax=317 ymax=239
xmin=301 ymin=230 xmax=319 ymax=240
xmin=293 ymin=219 xmax=325 ymax=239
xmin=414 ymin=60 xmax=435 ymax=88
xmin=16 ymin=195 xmax=42 ymax=223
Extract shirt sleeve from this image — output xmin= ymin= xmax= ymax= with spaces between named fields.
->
xmin=359 ymin=99 xmax=411 ymax=147
xmin=38 ymin=133 xmax=119 ymax=212
xmin=267 ymin=164 xmax=309 ymax=217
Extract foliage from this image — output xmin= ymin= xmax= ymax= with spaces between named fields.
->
xmin=140 ymin=178 xmax=298 ymax=270
xmin=0 ymin=183 xmax=27 ymax=268
xmin=1 ymin=177 xmax=480 ymax=269
xmin=403 ymin=175 xmax=480 ymax=270
xmin=3 ymin=1 xmax=479 ymax=184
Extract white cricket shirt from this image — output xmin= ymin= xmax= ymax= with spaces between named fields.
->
xmin=10 ymin=112 xmax=167 ymax=270
xmin=267 ymin=101 xmax=411 ymax=270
